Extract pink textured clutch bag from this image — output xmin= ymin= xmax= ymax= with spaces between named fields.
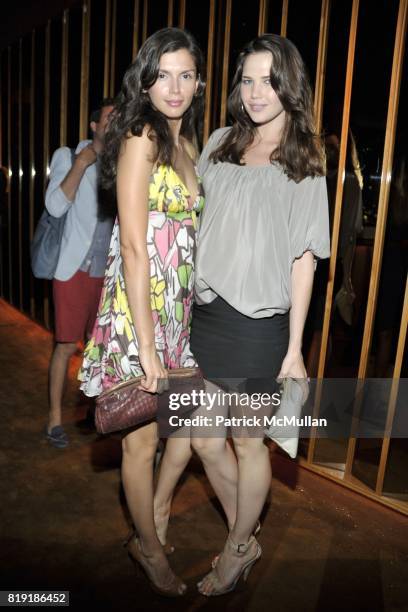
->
xmin=95 ymin=367 xmax=204 ymax=434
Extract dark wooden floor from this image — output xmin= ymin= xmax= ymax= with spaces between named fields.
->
xmin=1 ymin=298 xmax=407 ymax=612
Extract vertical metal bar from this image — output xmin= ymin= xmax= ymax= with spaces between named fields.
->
xmin=179 ymin=0 xmax=186 ymax=28
xmin=314 ymin=0 xmax=330 ymax=134
xmin=376 ymin=274 xmax=408 ymax=495
xmin=18 ymin=39 xmax=23 ymax=310
xmin=345 ymin=0 xmax=408 ymax=477
xmin=168 ymin=0 xmax=174 ymax=26
xmin=258 ymin=0 xmax=269 ymax=35
xmin=80 ymin=0 xmax=90 ymax=140
xmin=29 ymin=30 xmax=35 ymax=318
xmin=7 ymin=47 xmax=12 ymax=302
xmin=220 ymin=0 xmax=232 ymax=127
xmin=142 ymin=0 xmax=148 ymax=43
xmin=281 ymin=0 xmax=289 ymax=37
xmin=109 ymin=0 xmax=117 ymax=97
xmin=43 ymin=21 xmax=51 ymax=329
xmin=103 ymin=0 xmax=111 ymax=98
xmin=203 ymin=0 xmax=216 ymax=143
xmin=132 ymin=0 xmax=140 ymax=59
xmin=60 ymin=10 xmax=69 ymax=146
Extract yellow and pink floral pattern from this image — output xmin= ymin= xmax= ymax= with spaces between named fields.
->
xmin=78 ymin=164 xmax=204 ymax=396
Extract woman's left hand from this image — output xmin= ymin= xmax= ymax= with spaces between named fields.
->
xmin=277 ymin=350 xmax=308 ymax=381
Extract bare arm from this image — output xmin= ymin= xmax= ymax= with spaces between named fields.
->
xmin=60 ymin=144 xmax=97 ymax=201
xmin=45 ymin=145 xmax=97 ymax=217
xmin=278 ymin=250 xmax=314 ymax=379
xmin=116 ymin=130 xmax=166 ymax=392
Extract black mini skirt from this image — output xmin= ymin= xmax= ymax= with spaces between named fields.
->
xmin=190 ymin=296 xmax=289 ymax=382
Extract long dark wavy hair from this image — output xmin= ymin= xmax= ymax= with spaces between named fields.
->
xmin=101 ymin=27 xmax=205 ymax=194
xmin=211 ymin=34 xmax=325 ymax=182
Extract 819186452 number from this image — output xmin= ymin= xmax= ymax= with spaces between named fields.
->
xmin=0 ymin=591 xmax=69 ymax=606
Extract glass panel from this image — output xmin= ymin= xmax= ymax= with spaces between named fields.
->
xmin=184 ymin=0 xmax=210 ymax=146
xmin=300 ymin=0 xmax=353 ymax=460
xmin=89 ymin=0 xmax=107 ymax=114
xmin=266 ymin=0 xmax=283 ymax=34
xmin=210 ymin=0 xmax=260 ymax=129
xmin=9 ymin=44 xmax=20 ymax=307
xmin=21 ymin=35 xmax=32 ymax=314
xmin=227 ymin=0 xmax=260 ymax=89
xmin=353 ymin=17 xmax=407 ymax=490
xmin=1 ymin=50 xmax=10 ymax=302
xmin=114 ymin=0 xmax=135 ymax=95
xmin=368 ymin=38 xmax=408 ymax=380
xmin=33 ymin=28 xmax=46 ymax=325
xmin=67 ymin=5 xmax=82 ymax=147
xmin=286 ymin=0 xmax=321 ymax=91
xmin=323 ymin=0 xmax=399 ymax=380
xmin=146 ymin=0 xmax=169 ymax=38
xmin=184 ymin=0 xmax=210 ymax=59
xmin=49 ymin=19 xmax=62 ymax=152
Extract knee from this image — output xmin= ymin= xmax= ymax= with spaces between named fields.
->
xmin=164 ymin=438 xmax=192 ymax=466
xmin=191 ymin=437 xmax=226 ymax=463
xmin=55 ymin=342 xmax=77 ymax=358
xmin=122 ymin=430 xmax=159 ymax=463
xmin=232 ymin=437 xmax=265 ymax=462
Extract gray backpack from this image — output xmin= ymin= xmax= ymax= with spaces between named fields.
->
xmin=30 ymin=149 xmax=75 ymax=279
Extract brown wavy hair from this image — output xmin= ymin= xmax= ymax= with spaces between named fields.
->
xmin=101 ymin=27 xmax=205 ymax=194
xmin=211 ymin=34 xmax=325 ymax=182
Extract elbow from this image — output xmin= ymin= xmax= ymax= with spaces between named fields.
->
xmin=292 ymin=251 xmax=315 ymax=281
xmin=45 ymin=188 xmax=70 ymax=217
xmin=120 ymin=239 xmax=148 ymax=268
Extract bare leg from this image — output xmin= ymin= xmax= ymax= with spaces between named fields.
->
xmin=154 ymin=380 xmax=240 ymax=547
xmin=198 ymin=385 xmax=272 ymax=596
xmin=191 ymin=380 xmax=238 ymax=531
xmin=153 ymin=433 xmax=192 ymax=546
xmin=48 ymin=342 xmax=77 ymax=431
xmin=121 ymin=422 xmax=185 ymax=592
xmin=229 ymin=437 xmax=270 ymax=542
xmin=198 ymin=437 xmax=269 ymax=595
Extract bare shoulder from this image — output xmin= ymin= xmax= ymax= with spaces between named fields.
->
xmin=120 ymin=125 xmax=157 ymax=162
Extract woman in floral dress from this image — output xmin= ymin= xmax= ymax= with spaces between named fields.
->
xmin=78 ymin=28 xmax=204 ymax=597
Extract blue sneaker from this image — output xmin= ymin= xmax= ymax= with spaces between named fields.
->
xmin=45 ymin=425 xmax=69 ymax=449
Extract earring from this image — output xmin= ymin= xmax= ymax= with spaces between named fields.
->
xmin=240 ymin=102 xmax=245 ymax=112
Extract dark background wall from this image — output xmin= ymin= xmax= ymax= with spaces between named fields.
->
xmin=0 ymin=1 xmax=81 ymax=50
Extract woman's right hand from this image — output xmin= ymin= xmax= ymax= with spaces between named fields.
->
xmin=138 ymin=345 xmax=168 ymax=394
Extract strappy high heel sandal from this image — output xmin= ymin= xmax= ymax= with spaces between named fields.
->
xmin=124 ymin=535 xmax=187 ymax=597
xmin=198 ymin=534 xmax=262 ymax=596
xmin=211 ymin=520 xmax=261 ymax=569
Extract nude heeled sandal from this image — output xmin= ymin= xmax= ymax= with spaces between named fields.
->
xmin=124 ymin=535 xmax=187 ymax=597
xmin=211 ymin=520 xmax=261 ymax=569
xmin=198 ymin=534 xmax=262 ymax=596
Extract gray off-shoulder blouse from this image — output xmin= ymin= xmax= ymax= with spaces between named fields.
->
xmin=194 ymin=127 xmax=331 ymax=319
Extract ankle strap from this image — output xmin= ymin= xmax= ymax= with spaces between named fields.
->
xmin=228 ymin=534 xmax=255 ymax=554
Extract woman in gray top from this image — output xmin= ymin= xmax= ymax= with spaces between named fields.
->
xmin=190 ymin=34 xmax=330 ymax=595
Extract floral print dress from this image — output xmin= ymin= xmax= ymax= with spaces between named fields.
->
xmin=78 ymin=164 xmax=204 ymax=397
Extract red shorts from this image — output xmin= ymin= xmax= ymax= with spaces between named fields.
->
xmin=53 ymin=270 xmax=104 ymax=343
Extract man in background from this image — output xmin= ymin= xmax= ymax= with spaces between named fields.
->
xmin=45 ymin=98 xmax=115 ymax=448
